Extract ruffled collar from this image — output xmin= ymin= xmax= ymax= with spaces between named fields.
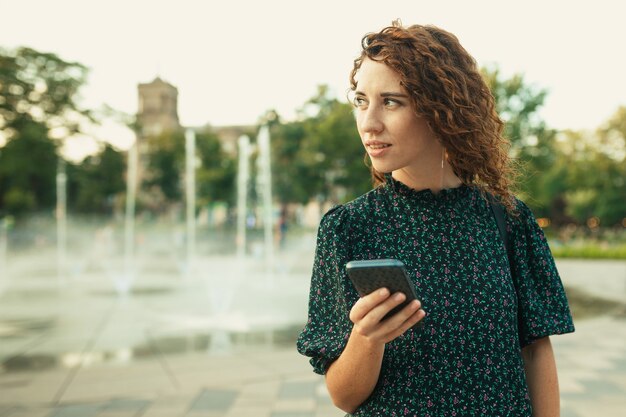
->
xmin=382 ymin=172 xmax=470 ymax=203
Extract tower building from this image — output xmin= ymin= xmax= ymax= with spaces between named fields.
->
xmin=137 ymin=77 xmax=180 ymax=137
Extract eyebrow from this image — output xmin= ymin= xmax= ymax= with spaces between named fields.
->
xmin=354 ymin=91 xmax=409 ymax=99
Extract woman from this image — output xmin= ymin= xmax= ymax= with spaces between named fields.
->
xmin=296 ymin=21 xmax=575 ymax=416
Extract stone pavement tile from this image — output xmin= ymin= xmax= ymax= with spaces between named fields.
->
xmin=178 ymin=355 xmax=279 ymax=388
xmin=224 ymin=394 xmax=275 ymax=414
xmin=95 ymin=412 xmax=136 ymax=417
xmin=0 ymin=371 xmax=70 ymax=404
xmin=55 ymin=362 xmax=181 ymax=403
xmin=58 ymin=378 xmax=175 ymax=404
xmin=0 ymin=407 xmax=51 ymax=417
xmin=561 ymin=377 xmax=624 ymax=402
xmin=227 ymin=397 xmax=272 ymax=410
xmin=48 ymin=403 xmax=104 ymax=417
xmin=237 ymin=380 xmax=281 ymax=401
xmin=222 ymin=406 xmax=272 ymax=417
xmin=560 ymin=347 xmax=617 ymax=371
xmin=580 ymin=378 xmax=624 ymax=396
xmin=0 ymin=374 xmax=33 ymax=393
xmin=140 ymin=400 xmax=189 ymax=417
xmin=184 ymin=412 xmax=223 ymax=417
xmin=278 ymin=380 xmax=318 ymax=399
xmin=605 ymin=373 xmax=626 ymax=391
xmin=562 ymin=395 xmax=626 ymax=417
xmin=187 ymin=388 xmax=238 ymax=412
xmin=248 ymin=349 xmax=313 ymax=374
xmin=313 ymin=380 xmax=333 ymax=403
xmin=145 ymin=394 xmax=195 ymax=412
xmin=0 ymin=405 xmax=18 ymax=416
xmin=607 ymin=357 xmax=626 ymax=373
xmin=561 ymin=407 xmax=584 ymax=417
xmin=558 ymin=375 xmax=586 ymax=394
xmin=314 ymin=404 xmax=345 ymax=417
xmin=141 ymin=410 xmax=185 ymax=417
xmin=102 ymin=398 xmax=151 ymax=412
xmin=271 ymin=398 xmax=315 ymax=412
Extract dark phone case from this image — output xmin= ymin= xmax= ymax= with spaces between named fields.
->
xmin=346 ymin=259 xmax=423 ymax=325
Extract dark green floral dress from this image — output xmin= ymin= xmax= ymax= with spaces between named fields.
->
xmin=297 ymin=175 xmax=575 ymax=416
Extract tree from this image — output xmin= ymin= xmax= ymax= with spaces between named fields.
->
xmin=142 ymin=129 xmax=236 ymax=213
xmin=0 ymin=47 xmax=91 ymax=140
xmin=482 ymin=67 xmax=560 ymax=218
xmin=0 ymin=120 xmax=57 ymax=215
xmin=0 ymin=46 xmax=91 ymax=216
xmin=195 ymin=130 xmax=236 ymax=207
xmin=558 ymin=108 xmax=626 ymax=227
xmin=298 ymin=85 xmax=370 ymax=203
xmin=269 ymin=112 xmax=319 ymax=206
xmin=67 ymin=143 xmax=126 ymax=214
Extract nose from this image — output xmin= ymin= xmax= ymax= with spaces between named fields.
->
xmin=358 ymin=106 xmax=384 ymax=135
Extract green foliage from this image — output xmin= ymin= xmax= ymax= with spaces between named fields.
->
xmin=482 ymin=67 xmax=549 ymax=148
xmin=67 ymin=144 xmax=126 ymax=214
xmin=482 ymin=67 xmax=559 ymax=217
xmin=0 ymin=46 xmax=90 ymax=136
xmin=144 ymin=131 xmax=183 ymax=202
xmin=0 ymin=120 xmax=58 ymax=215
xmin=270 ymin=117 xmax=314 ymax=205
xmin=195 ymin=130 xmax=236 ymax=206
xmin=269 ymin=85 xmax=371 ymax=206
xmin=482 ymin=69 xmax=625 ymax=227
xmin=552 ymin=243 xmax=626 ymax=260
xmin=143 ymin=129 xmax=236 ymax=210
xmin=0 ymin=46 xmax=91 ymax=216
xmin=556 ymin=113 xmax=626 ymax=227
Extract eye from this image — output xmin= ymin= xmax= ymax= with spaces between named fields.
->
xmin=383 ymin=98 xmax=401 ymax=108
xmin=352 ymin=96 xmax=368 ymax=109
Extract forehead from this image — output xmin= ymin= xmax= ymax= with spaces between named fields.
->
xmin=355 ymin=58 xmax=404 ymax=92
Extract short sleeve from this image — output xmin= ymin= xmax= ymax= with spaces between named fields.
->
xmin=508 ymin=199 xmax=575 ymax=348
xmin=296 ymin=205 xmax=355 ymax=374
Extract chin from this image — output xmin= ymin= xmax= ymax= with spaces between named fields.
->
xmin=371 ymin=163 xmax=395 ymax=174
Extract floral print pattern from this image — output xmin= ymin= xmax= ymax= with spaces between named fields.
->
xmin=297 ymin=175 xmax=575 ymax=416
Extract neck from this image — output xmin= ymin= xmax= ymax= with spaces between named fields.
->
xmin=391 ymin=150 xmax=463 ymax=194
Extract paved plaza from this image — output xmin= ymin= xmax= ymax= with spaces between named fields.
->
xmin=0 ymin=233 xmax=625 ymax=417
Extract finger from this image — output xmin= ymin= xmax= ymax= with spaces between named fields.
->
xmin=385 ymin=306 xmax=427 ymax=341
xmin=379 ymin=298 xmax=421 ymax=329
xmin=361 ymin=291 xmax=408 ymax=327
xmin=350 ymin=287 xmax=390 ymax=323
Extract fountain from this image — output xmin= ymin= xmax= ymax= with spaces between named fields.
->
xmin=256 ymin=125 xmax=274 ymax=274
xmin=0 ymin=217 xmax=8 ymax=290
xmin=236 ymin=135 xmax=251 ymax=258
xmin=184 ymin=129 xmax=197 ymax=279
xmin=56 ymin=158 xmax=67 ymax=287
xmin=120 ymin=139 xmax=138 ymax=295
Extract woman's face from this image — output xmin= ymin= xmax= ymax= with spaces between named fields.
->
xmin=353 ymin=58 xmax=440 ymax=174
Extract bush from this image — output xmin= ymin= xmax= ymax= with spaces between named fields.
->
xmin=551 ymin=242 xmax=626 ymax=260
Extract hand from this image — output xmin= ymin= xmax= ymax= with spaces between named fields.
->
xmin=349 ymin=288 xmax=426 ymax=345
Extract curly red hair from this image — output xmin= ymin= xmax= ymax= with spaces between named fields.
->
xmin=350 ymin=21 xmax=518 ymax=213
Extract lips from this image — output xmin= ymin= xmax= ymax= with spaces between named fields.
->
xmin=365 ymin=140 xmax=392 ymax=157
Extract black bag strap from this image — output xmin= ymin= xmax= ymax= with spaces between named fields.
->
xmin=487 ymin=194 xmax=513 ymax=270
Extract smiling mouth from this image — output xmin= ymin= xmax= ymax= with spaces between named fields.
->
xmin=368 ymin=143 xmax=391 ymax=150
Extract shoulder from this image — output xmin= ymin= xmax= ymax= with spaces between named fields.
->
xmin=508 ymin=196 xmax=538 ymax=227
xmin=343 ymin=186 xmax=385 ymax=219
xmin=506 ymin=196 xmax=549 ymax=246
xmin=318 ymin=186 xmax=383 ymax=235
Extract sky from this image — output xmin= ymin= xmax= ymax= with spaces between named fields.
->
xmin=1 ymin=0 xmax=625 ymax=158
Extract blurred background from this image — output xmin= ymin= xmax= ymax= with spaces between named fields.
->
xmin=0 ymin=1 xmax=625 ymax=416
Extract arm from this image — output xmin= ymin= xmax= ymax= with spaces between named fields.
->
xmin=522 ymin=336 xmax=560 ymax=417
xmin=325 ymin=289 xmax=425 ymax=414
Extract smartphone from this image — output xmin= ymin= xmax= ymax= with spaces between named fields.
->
xmin=346 ymin=259 xmax=423 ymax=325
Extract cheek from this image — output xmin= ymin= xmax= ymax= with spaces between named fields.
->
xmin=355 ymin=116 xmax=366 ymax=139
